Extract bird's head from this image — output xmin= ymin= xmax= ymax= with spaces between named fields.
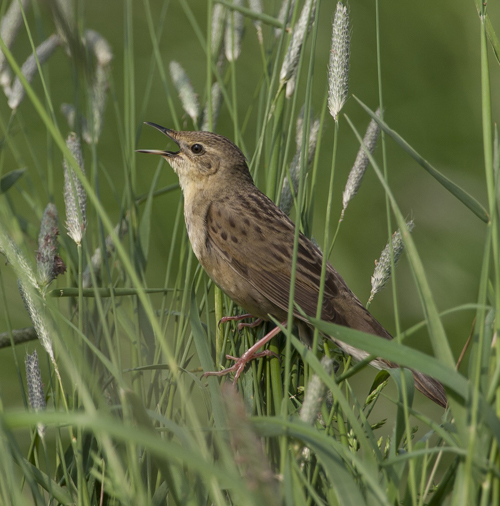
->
xmin=137 ymin=123 xmax=253 ymax=190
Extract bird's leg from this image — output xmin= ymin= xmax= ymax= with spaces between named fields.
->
xmin=201 ymin=322 xmax=286 ymax=382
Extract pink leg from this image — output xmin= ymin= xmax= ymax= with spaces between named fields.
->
xmin=202 ymin=322 xmax=286 ymax=382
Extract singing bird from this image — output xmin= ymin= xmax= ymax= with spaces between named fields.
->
xmin=138 ymin=123 xmax=447 ymax=408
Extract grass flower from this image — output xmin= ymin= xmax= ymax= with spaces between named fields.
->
xmin=169 ymin=60 xmax=199 ymax=125
xmin=280 ymin=111 xmax=320 ymax=214
xmin=8 ymin=34 xmax=60 ymax=110
xmin=275 ymin=0 xmax=296 ymax=37
xmin=279 ymin=0 xmax=316 ymax=86
xmin=201 ymin=81 xmax=222 ymax=132
xmin=0 ymin=226 xmax=59 ymax=375
xmin=248 ymin=0 xmax=263 ymax=44
xmin=299 ymin=357 xmax=334 ymax=425
xmin=63 ymin=133 xmax=87 ymax=245
xmin=224 ymin=0 xmax=244 ymax=62
xmin=369 ymin=220 xmax=414 ymax=304
xmin=211 ymin=3 xmax=226 ymax=57
xmin=36 ymin=203 xmax=66 ymax=289
xmin=25 ymin=350 xmax=46 ymax=438
xmin=0 ymin=231 xmax=55 ymax=361
xmin=60 ymin=30 xmax=112 ymax=143
xmin=328 ymin=2 xmax=350 ymax=120
xmin=341 ymin=109 xmax=381 ymax=220
xmin=84 ymin=29 xmax=113 ymax=66
xmin=0 ymin=0 xmax=30 ymax=75
xmin=17 ymin=282 xmax=55 ymax=363
xmin=85 ymin=30 xmax=112 ymax=143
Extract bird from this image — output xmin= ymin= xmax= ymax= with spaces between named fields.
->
xmin=137 ymin=123 xmax=447 ymax=408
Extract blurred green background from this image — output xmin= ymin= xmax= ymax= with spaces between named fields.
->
xmin=0 ymin=0 xmax=498 ymax=411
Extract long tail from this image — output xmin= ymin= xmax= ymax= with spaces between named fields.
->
xmin=331 ymin=338 xmax=448 ymax=408
xmin=325 ymin=295 xmax=448 ymax=408
xmin=411 ymin=369 xmax=447 ymax=408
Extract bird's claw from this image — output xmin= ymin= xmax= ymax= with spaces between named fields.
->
xmin=201 ymin=349 xmax=279 ymax=382
xmin=236 ymin=318 xmax=264 ymax=333
xmin=217 ymin=313 xmax=258 ymax=330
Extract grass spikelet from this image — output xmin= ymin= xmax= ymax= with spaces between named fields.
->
xmin=341 ymin=109 xmax=381 ymax=219
xmin=369 ymin=220 xmax=414 ymax=304
xmin=63 ymin=133 xmax=87 ymax=245
xmin=169 ymin=60 xmax=200 ymax=125
xmin=327 ymin=2 xmax=350 ymax=120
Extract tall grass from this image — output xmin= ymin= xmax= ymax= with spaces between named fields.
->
xmin=0 ymin=0 xmax=498 ymax=504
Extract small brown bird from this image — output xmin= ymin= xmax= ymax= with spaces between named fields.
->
xmin=138 ymin=123 xmax=447 ymax=408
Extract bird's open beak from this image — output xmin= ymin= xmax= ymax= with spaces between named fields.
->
xmin=136 ymin=122 xmax=179 ymax=157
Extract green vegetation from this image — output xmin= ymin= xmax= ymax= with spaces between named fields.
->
xmin=0 ymin=0 xmax=499 ymax=504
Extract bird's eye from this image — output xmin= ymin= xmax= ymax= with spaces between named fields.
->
xmin=191 ymin=143 xmax=203 ymax=154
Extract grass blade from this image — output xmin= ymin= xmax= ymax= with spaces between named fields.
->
xmin=0 ymin=168 xmax=26 ymax=194
xmin=354 ymin=96 xmax=489 ymax=223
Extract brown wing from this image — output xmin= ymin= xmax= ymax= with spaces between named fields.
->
xmin=205 ymin=189 xmax=351 ymax=326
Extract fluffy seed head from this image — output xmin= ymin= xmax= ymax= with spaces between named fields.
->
xmin=248 ymin=0 xmax=264 ymax=44
xmin=224 ymin=0 xmax=244 ymax=62
xmin=211 ymin=3 xmax=226 ymax=57
xmin=25 ymin=350 xmax=46 ymax=411
xmin=328 ymin=3 xmax=350 ymax=120
xmin=341 ymin=109 xmax=381 ymax=218
xmin=18 ymin=281 xmax=55 ymax=362
xmin=369 ymin=220 xmax=414 ymax=304
xmin=8 ymin=34 xmax=60 ymax=110
xmin=0 ymin=228 xmax=56 ymax=362
xmin=85 ymin=30 xmax=112 ymax=143
xmin=300 ymin=357 xmax=334 ymax=425
xmin=84 ymin=29 xmax=113 ymax=66
xmin=275 ymin=0 xmax=296 ymax=38
xmin=0 ymin=0 xmax=30 ymax=74
xmin=25 ymin=350 xmax=46 ymax=438
xmin=279 ymin=0 xmax=316 ymax=85
xmin=201 ymin=81 xmax=222 ymax=132
xmin=63 ymin=133 xmax=87 ymax=245
xmin=280 ymin=112 xmax=320 ymax=215
xmin=36 ymin=203 xmax=66 ymax=288
xmin=169 ymin=60 xmax=199 ymax=125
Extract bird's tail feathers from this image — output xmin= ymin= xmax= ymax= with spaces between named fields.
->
xmin=411 ymin=369 xmax=447 ymax=408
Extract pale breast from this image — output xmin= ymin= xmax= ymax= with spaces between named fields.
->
xmin=182 ymin=182 xmax=287 ymax=321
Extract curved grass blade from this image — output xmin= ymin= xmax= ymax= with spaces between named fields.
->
xmin=305 ymin=317 xmax=500 ymax=446
xmin=189 ymin=281 xmax=227 ymax=430
xmin=2 ymin=410 xmax=245 ymax=493
xmin=0 ymin=168 xmax=26 ymax=194
xmin=253 ymin=416 xmax=391 ymax=506
xmin=281 ymin=329 xmax=382 ymax=467
xmin=307 ymin=317 xmax=466 ymax=399
xmin=354 ymin=97 xmax=489 ymax=223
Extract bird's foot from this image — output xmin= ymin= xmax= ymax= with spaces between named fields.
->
xmin=201 ymin=349 xmax=279 ymax=382
xmin=201 ymin=322 xmax=286 ymax=382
